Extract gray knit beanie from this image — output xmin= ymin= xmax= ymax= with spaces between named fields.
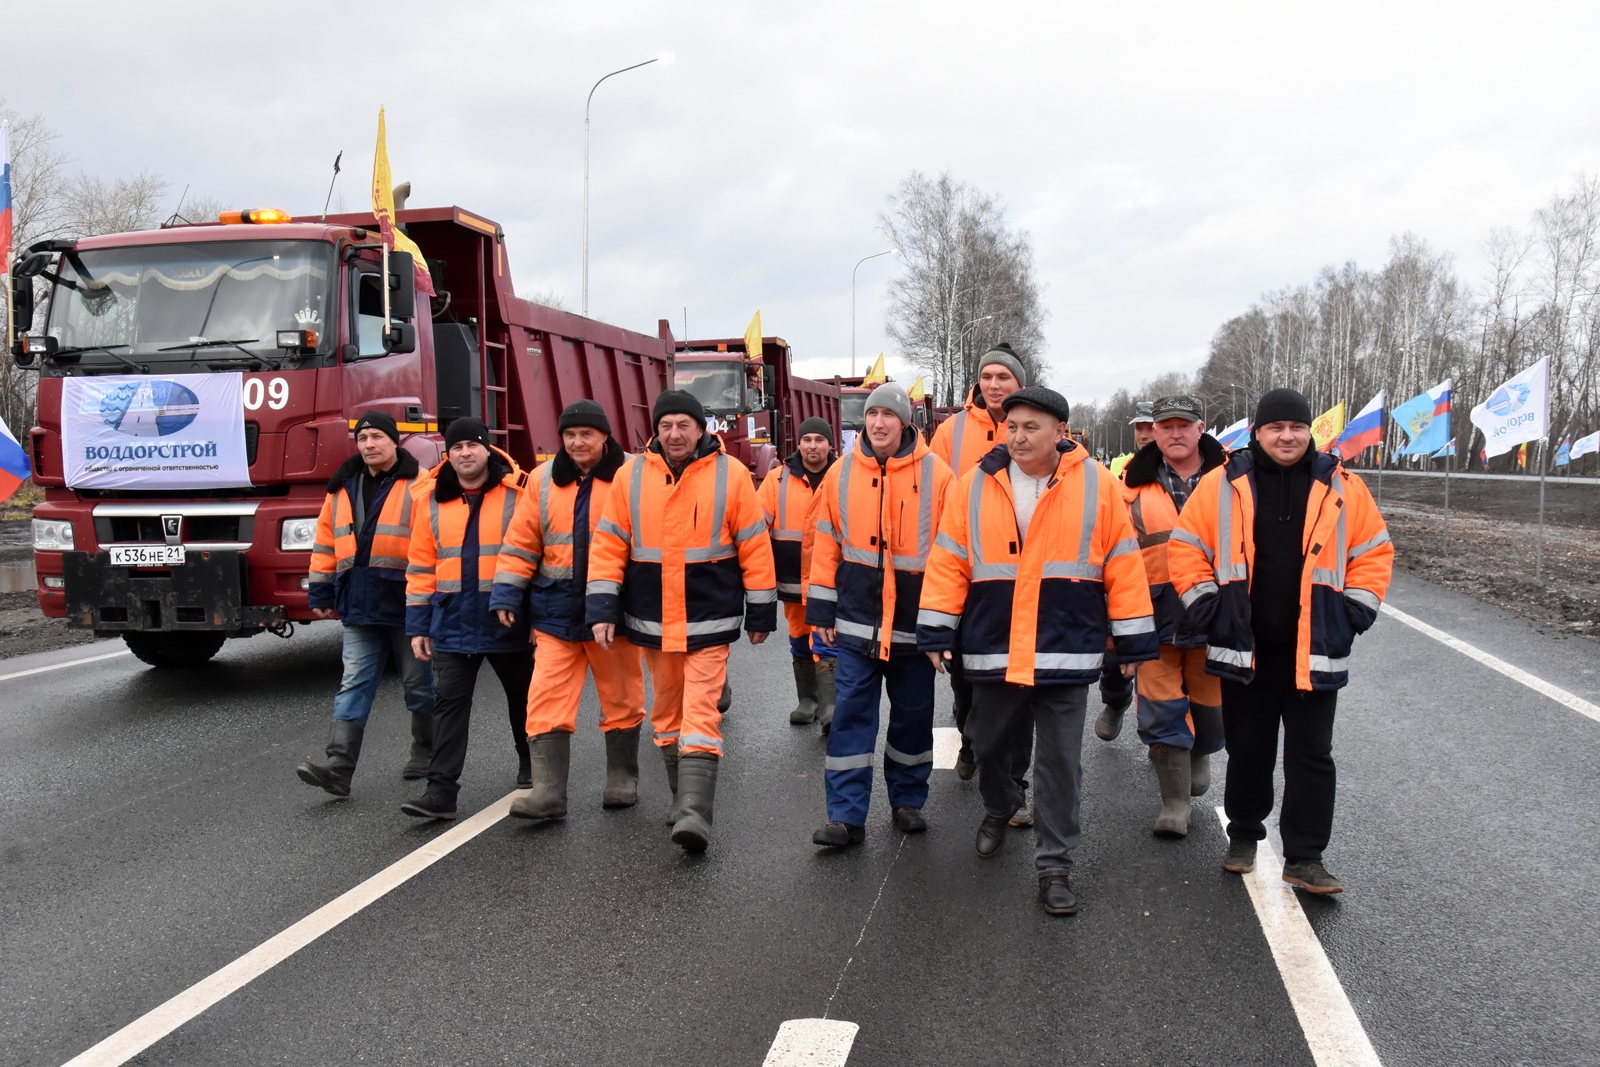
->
xmin=864 ymin=383 xmax=913 ymax=427
xmin=976 ymin=343 xmax=1028 ymax=388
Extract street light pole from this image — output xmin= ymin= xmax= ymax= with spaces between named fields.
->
xmin=852 ymin=249 xmax=897 ymax=376
xmin=584 ymin=57 xmax=659 ymax=317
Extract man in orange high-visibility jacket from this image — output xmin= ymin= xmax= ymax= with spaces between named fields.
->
xmin=489 ymin=399 xmax=645 ymax=820
xmin=758 ymin=416 xmax=838 ymax=730
xmin=919 ymin=387 xmax=1158 ymax=915
xmin=297 ymin=411 xmax=435 ymax=798
xmin=929 ymin=344 xmax=1026 ymax=783
xmin=808 ymin=383 xmax=956 ymax=848
xmin=1117 ymin=395 xmax=1228 ymax=838
xmin=399 ymin=419 xmax=535 ymax=821
xmin=1168 ymin=388 xmax=1392 ymax=895
xmin=587 ymin=390 xmax=778 ymax=853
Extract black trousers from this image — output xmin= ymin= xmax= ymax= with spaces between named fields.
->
xmin=1221 ymin=645 xmax=1338 ymax=863
xmin=950 ymin=657 xmax=1032 ymax=790
xmin=1098 ymin=655 xmax=1134 ymax=710
xmin=427 ymin=649 xmax=534 ymax=799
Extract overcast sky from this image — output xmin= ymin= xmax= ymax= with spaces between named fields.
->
xmin=9 ymin=1 xmax=1600 ymax=404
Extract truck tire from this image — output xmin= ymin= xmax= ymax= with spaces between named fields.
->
xmin=122 ymin=632 xmax=228 ymax=668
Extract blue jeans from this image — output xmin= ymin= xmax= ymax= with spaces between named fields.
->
xmin=823 ymin=647 xmax=935 ymax=826
xmin=333 ymin=623 xmax=435 ymax=727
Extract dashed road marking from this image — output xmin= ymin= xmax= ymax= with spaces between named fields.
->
xmin=1380 ymin=603 xmax=1600 ymax=724
xmin=0 ymin=649 xmax=132 ymax=684
xmin=931 ymin=726 xmax=961 ymax=769
xmin=762 ymin=1018 xmax=860 ymax=1065
xmin=1215 ymin=809 xmax=1383 ymax=1067
xmin=60 ymin=793 xmax=517 ymax=1067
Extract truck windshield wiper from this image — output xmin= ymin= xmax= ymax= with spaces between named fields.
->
xmin=158 ymin=338 xmax=280 ymax=369
xmin=203 ymin=356 xmax=278 ymax=371
xmin=54 ymin=344 xmax=148 ymax=373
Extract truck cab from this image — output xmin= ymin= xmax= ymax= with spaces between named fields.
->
xmin=674 ymin=336 xmax=839 ymax=474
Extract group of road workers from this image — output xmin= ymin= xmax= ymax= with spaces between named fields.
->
xmin=294 ymin=345 xmax=1394 ymax=916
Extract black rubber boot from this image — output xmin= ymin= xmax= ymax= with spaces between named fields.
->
xmin=661 ymin=743 xmax=681 ymax=825
xmin=788 ymin=656 xmax=819 ymax=724
xmin=601 ymin=726 xmax=641 ymax=808
xmin=815 ymin=659 xmax=837 ymax=734
xmin=1151 ymin=742 xmax=1192 ymax=837
xmin=509 ymin=731 xmax=570 ymax=820
xmin=296 ymin=721 xmax=365 ymax=797
xmin=402 ymin=713 xmax=433 ymax=780
xmin=670 ymin=754 xmax=719 ymax=852
xmin=717 ymin=681 xmax=733 ymax=714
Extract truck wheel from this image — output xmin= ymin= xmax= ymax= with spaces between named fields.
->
xmin=122 ymin=632 xmax=228 ymax=668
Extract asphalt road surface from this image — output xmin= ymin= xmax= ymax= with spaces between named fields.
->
xmin=4 ymin=571 xmax=1597 ymax=1066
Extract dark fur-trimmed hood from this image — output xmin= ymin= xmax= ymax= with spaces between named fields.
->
xmin=432 ymin=446 xmax=520 ymax=502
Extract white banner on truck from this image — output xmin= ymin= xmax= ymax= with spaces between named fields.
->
xmin=61 ymin=373 xmax=252 ymax=489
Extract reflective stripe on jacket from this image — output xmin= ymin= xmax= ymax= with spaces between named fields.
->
xmin=929 ymin=391 xmax=1003 ymax=476
xmin=1167 ymin=448 xmax=1393 ymax=691
xmin=806 ymin=428 xmax=955 ymax=660
xmin=585 ymin=434 xmax=778 ymax=651
xmin=758 ymin=451 xmax=832 ymax=602
xmin=307 ymin=449 xmax=427 ymax=626
xmin=490 ymin=438 xmax=626 ymax=643
xmin=405 ymin=447 xmax=532 ymax=653
xmin=1118 ymin=436 xmax=1227 ymax=647
xmin=917 ymin=441 xmax=1158 ymax=686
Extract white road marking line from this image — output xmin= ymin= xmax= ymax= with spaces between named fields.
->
xmin=931 ymin=726 xmax=962 ymax=770
xmin=61 ymin=793 xmax=516 ymax=1067
xmin=762 ymin=1019 xmax=860 ymax=1066
xmin=1215 ymin=809 xmax=1383 ymax=1067
xmin=0 ymin=649 xmax=132 ymax=683
xmin=1380 ymin=603 xmax=1600 ymax=724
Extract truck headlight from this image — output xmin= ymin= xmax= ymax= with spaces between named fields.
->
xmin=32 ymin=519 xmax=75 ymax=551
xmin=280 ymin=518 xmax=318 ymax=551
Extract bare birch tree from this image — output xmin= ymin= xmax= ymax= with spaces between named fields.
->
xmin=879 ymin=172 xmax=1047 ymax=405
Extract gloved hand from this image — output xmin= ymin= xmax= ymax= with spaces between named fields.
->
xmin=1344 ymin=592 xmax=1378 ymax=634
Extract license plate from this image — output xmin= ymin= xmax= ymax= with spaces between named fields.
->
xmin=109 ymin=545 xmax=187 ymax=567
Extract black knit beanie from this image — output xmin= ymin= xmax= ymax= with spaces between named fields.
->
xmin=445 ymin=417 xmax=491 ymax=450
xmin=1253 ymin=388 xmax=1313 ymax=429
xmin=353 ymin=410 xmax=400 ymax=445
xmin=652 ymin=389 xmax=706 ymax=429
xmin=558 ymin=398 xmax=611 ymax=436
xmin=797 ymin=416 xmax=833 ymax=442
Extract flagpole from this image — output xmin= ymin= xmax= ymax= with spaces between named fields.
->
xmin=1442 ymin=443 xmax=1451 ymax=558
xmin=1536 ymin=437 xmax=1547 ymax=582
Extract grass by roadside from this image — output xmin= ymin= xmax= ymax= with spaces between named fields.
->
xmin=1 ymin=482 xmax=43 ymax=522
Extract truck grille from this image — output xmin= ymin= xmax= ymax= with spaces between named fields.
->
xmin=106 ymin=516 xmax=242 ymax=543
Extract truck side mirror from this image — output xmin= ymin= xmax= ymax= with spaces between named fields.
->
xmin=385 ymin=321 xmax=417 ymax=355
xmin=762 ymin=365 xmax=777 ymax=410
xmin=11 ymin=276 xmax=35 ymax=365
xmin=388 ymin=250 xmax=416 ymax=320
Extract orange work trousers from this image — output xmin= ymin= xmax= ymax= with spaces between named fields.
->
xmin=784 ymin=600 xmax=810 ymax=641
xmin=1135 ymin=644 xmax=1225 ymax=753
xmin=643 ymin=644 xmax=730 ymax=757
xmin=525 ymin=631 xmax=646 ymax=736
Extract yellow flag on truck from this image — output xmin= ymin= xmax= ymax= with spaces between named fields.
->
xmin=1311 ymin=401 xmax=1345 ymax=451
xmin=371 ymin=108 xmax=434 ymax=295
xmin=907 ymin=377 xmax=926 ymax=401
xmin=862 ymin=353 xmax=888 ymax=386
xmin=744 ymin=311 xmax=763 ymax=361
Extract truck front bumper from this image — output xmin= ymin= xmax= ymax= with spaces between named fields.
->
xmin=62 ymin=550 xmax=284 ymax=635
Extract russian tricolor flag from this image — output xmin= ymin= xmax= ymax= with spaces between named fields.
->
xmin=0 ymin=413 xmax=30 ymax=503
xmin=1215 ymin=417 xmax=1252 ymax=450
xmin=1334 ymin=390 xmax=1386 ymax=458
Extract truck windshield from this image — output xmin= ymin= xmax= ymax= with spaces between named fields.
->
xmin=840 ymin=393 xmax=867 ymax=429
xmin=44 ymin=240 xmax=334 ymax=368
xmin=674 ymin=360 xmax=746 ymax=415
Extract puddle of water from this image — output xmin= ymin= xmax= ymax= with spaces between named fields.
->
xmin=0 ymin=561 xmax=37 ymax=593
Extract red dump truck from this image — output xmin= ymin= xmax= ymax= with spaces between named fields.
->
xmin=672 ymin=334 xmax=839 ymax=474
xmin=10 ymin=204 xmax=673 ymax=666
xmin=829 ymin=374 xmax=944 ymax=442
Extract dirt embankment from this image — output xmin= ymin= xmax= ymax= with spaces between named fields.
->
xmin=1355 ymin=472 xmax=1600 ymax=641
